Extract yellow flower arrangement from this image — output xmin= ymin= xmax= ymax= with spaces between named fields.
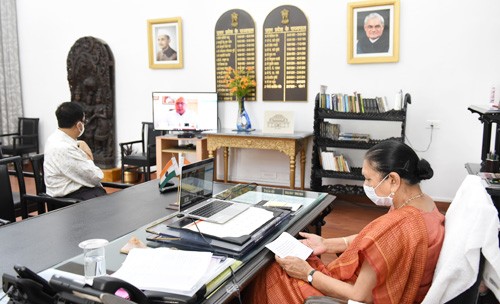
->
xmin=223 ymin=66 xmax=256 ymax=101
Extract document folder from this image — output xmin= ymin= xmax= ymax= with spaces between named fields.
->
xmin=146 ymin=207 xmax=291 ymax=258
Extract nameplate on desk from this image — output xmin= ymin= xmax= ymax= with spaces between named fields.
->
xmin=261 ymin=187 xmax=305 ymax=197
xmin=263 ymin=111 xmax=294 ymax=134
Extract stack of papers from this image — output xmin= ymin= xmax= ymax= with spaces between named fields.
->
xmin=111 ymin=248 xmax=235 ymax=296
xmin=183 ymin=207 xmax=274 ymax=238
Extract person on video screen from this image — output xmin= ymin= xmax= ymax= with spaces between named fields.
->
xmin=166 ymin=97 xmax=198 ymax=129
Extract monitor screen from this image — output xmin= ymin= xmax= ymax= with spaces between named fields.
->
xmin=152 ymin=92 xmax=218 ymax=131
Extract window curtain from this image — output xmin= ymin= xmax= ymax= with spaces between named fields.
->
xmin=0 ymin=0 xmax=23 ymax=139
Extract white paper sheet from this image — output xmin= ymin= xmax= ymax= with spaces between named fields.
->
xmin=265 ymin=232 xmax=312 ymax=260
xmin=111 ymin=248 xmax=213 ymax=295
xmin=184 ymin=206 xmax=274 ymax=238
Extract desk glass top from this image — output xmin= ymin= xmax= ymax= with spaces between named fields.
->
xmin=204 ymin=128 xmax=312 ymax=139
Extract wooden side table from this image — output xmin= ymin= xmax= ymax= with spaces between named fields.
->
xmin=155 ymin=135 xmax=208 ymax=174
xmin=206 ymin=129 xmax=312 ymax=189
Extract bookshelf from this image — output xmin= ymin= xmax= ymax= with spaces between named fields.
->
xmin=310 ymin=92 xmax=410 ymax=195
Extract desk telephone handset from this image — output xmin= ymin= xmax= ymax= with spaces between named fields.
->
xmin=2 ymin=265 xmax=197 ymax=304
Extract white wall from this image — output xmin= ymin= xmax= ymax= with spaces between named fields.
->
xmin=16 ymin=0 xmax=500 ymax=201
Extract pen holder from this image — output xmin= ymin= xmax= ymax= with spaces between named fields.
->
xmin=483 ymin=159 xmax=500 ymax=173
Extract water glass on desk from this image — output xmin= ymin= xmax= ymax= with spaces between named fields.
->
xmin=78 ymin=239 xmax=109 ymax=284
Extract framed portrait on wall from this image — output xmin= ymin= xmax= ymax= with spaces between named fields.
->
xmin=347 ymin=0 xmax=400 ymax=64
xmin=148 ymin=17 xmax=183 ymax=69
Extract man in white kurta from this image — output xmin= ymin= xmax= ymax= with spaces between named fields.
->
xmin=44 ymin=102 xmax=105 ymax=200
xmin=166 ymin=97 xmax=198 ymax=129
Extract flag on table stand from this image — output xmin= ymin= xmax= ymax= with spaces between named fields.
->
xmin=179 ymin=153 xmax=190 ymax=168
xmin=159 ymin=157 xmax=180 ymax=189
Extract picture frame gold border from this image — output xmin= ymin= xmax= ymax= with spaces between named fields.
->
xmin=147 ymin=17 xmax=184 ymax=69
xmin=347 ymin=0 xmax=400 ymax=64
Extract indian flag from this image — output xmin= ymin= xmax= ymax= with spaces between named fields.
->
xmin=159 ymin=157 xmax=180 ymax=188
xmin=179 ymin=153 xmax=190 ymax=168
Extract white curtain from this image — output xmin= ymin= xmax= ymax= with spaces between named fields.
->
xmin=0 ymin=0 xmax=23 ymax=138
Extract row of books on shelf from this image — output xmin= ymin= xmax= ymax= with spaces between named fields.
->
xmin=338 ymin=132 xmax=371 ymax=142
xmin=319 ymin=149 xmax=351 ymax=172
xmin=319 ymin=93 xmax=389 ymax=113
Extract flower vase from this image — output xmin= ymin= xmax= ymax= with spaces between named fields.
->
xmin=236 ymin=96 xmax=252 ymax=131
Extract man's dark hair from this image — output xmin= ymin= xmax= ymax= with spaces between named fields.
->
xmin=56 ymin=102 xmax=84 ymax=128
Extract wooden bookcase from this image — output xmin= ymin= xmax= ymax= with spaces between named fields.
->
xmin=310 ymin=93 xmax=410 ymax=195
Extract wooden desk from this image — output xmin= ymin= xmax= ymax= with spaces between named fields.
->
xmin=206 ymin=129 xmax=312 ymax=189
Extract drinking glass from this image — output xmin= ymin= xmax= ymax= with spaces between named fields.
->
xmin=78 ymin=239 xmax=109 ymax=284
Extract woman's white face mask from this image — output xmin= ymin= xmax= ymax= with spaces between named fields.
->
xmin=363 ymin=174 xmax=394 ymax=207
xmin=77 ymin=121 xmax=85 ymax=138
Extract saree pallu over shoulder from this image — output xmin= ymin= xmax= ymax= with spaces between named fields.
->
xmin=327 ymin=207 xmax=429 ymax=304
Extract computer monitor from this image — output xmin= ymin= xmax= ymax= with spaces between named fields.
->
xmin=152 ymin=92 xmax=218 ymax=132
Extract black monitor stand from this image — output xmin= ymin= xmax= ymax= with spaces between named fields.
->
xmin=177 ymin=132 xmax=195 ymax=138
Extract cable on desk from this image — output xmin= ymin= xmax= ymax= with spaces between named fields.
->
xmin=190 ymin=217 xmax=217 ymax=254
xmin=227 ymin=265 xmax=242 ymax=304
xmin=190 ymin=218 xmax=243 ymax=302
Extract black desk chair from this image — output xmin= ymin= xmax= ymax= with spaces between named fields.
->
xmin=0 ymin=156 xmax=28 ymax=223
xmin=119 ymin=122 xmax=161 ymax=183
xmin=29 ymin=154 xmax=131 ymax=212
xmin=0 ymin=117 xmax=39 ymax=159
xmin=29 ymin=154 xmax=79 ymax=212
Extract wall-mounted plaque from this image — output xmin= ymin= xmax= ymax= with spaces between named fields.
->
xmin=215 ymin=9 xmax=256 ymax=101
xmin=263 ymin=5 xmax=308 ymax=102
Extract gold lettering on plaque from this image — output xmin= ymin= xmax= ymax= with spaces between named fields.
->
xmin=281 ymin=9 xmax=289 ymax=25
xmin=231 ymin=12 xmax=239 ymax=28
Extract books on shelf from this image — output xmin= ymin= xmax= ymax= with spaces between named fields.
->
xmin=338 ymin=132 xmax=370 ymax=142
xmin=318 ymin=93 xmax=390 ymax=114
xmin=319 ymin=121 xmax=340 ymax=139
xmin=319 ymin=148 xmax=351 ymax=172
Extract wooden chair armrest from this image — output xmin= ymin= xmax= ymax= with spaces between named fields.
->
xmin=0 ymin=132 xmax=19 ymax=138
xmin=119 ymin=140 xmax=143 ymax=147
xmin=24 ymin=193 xmax=80 ymax=205
xmin=102 ymin=181 xmax=133 ymax=189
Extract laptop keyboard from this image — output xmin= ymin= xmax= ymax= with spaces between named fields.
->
xmin=190 ymin=200 xmax=232 ymax=218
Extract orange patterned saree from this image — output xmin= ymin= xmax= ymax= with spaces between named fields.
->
xmin=249 ymin=207 xmax=431 ymax=304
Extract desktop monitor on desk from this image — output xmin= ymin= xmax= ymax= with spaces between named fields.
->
xmin=152 ymin=92 xmax=219 ymax=137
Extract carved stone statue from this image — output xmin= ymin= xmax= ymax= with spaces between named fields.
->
xmin=67 ymin=36 xmax=115 ymax=168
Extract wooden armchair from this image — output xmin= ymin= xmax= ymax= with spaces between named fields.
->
xmin=0 ymin=156 xmax=29 ymax=223
xmin=0 ymin=117 xmax=39 ymax=159
xmin=119 ymin=122 xmax=161 ymax=183
xmin=28 ymin=154 xmax=131 ymax=212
